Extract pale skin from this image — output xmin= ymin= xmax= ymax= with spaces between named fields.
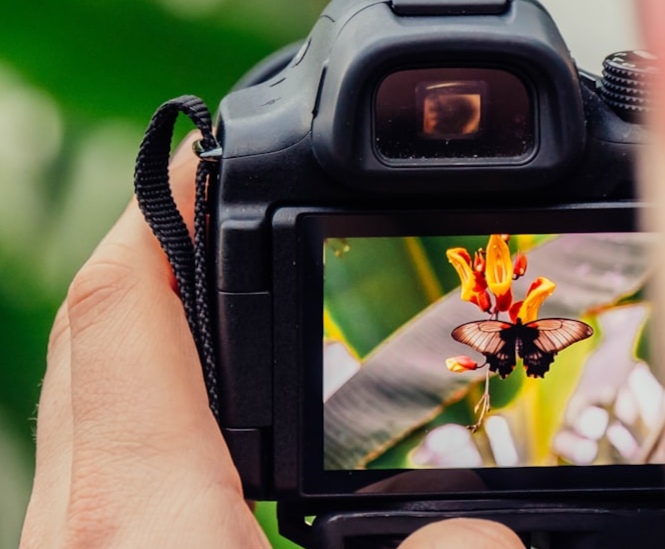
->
xmin=19 ymin=2 xmax=664 ymax=547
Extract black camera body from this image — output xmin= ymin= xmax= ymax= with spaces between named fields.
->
xmin=211 ymin=0 xmax=663 ymax=546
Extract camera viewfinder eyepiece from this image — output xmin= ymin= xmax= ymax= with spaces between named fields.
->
xmin=375 ymin=68 xmax=533 ymax=162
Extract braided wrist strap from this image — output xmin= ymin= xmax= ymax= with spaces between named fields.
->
xmin=134 ymin=95 xmax=220 ymax=421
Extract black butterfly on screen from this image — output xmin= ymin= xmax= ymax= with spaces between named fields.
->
xmin=451 ymin=317 xmax=594 ymax=378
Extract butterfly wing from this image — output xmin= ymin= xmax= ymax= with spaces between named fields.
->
xmin=451 ymin=320 xmax=517 ymax=378
xmin=451 ymin=320 xmax=507 ymax=354
xmin=519 ymin=318 xmax=594 ymax=377
xmin=527 ymin=318 xmax=594 ymax=352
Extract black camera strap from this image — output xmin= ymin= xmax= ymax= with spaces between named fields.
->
xmin=133 ymin=95 xmax=220 ymax=421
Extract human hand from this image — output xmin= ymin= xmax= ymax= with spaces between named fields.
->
xmin=19 ymin=133 xmax=271 ymax=548
xmin=637 ymin=1 xmax=665 ymax=416
xmin=638 ymin=0 xmax=665 ymax=128
xmin=18 ymin=133 xmax=523 ymax=549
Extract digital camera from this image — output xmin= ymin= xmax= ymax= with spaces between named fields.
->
xmin=209 ymin=0 xmax=664 ymax=547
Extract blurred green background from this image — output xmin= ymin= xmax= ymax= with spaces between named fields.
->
xmin=0 ymin=0 xmax=641 ymax=547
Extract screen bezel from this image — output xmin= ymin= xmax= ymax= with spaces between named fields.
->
xmin=298 ymin=204 xmax=665 ymax=498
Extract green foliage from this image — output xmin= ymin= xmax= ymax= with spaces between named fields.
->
xmin=0 ymin=1 xmax=326 ymax=547
xmin=0 ymin=0 xmax=322 ymax=122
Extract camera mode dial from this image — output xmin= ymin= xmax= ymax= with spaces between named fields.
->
xmin=599 ymin=50 xmax=658 ymax=122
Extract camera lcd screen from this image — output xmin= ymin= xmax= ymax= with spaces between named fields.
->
xmin=316 ymin=224 xmax=663 ymax=480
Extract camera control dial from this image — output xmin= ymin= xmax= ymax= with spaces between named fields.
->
xmin=599 ymin=50 xmax=658 ymax=122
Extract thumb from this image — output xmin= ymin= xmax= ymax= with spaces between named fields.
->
xmin=637 ymin=0 xmax=665 ymax=132
xmin=398 ymin=518 xmax=523 ymax=549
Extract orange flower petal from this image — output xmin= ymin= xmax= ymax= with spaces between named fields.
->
xmin=485 ymin=234 xmax=513 ymax=311
xmin=494 ymin=287 xmax=514 ymax=314
xmin=513 ymin=253 xmax=527 ymax=279
xmin=447 ymin=247 xmax=471 ymax=266
xmin=473 ymin=250 xmax=486 ymax=273
xmin=475 ymin=289 xmax=492 ymax=313
xmin=447 ymin=247 xmax=489 ymax=311
xmin=515 ymin=277 xmax=556 ymax=323
xmin=446 ymin=356 xmax=481 ymax=373
xmin=509 ymin=300 xmax=523 ymax=324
